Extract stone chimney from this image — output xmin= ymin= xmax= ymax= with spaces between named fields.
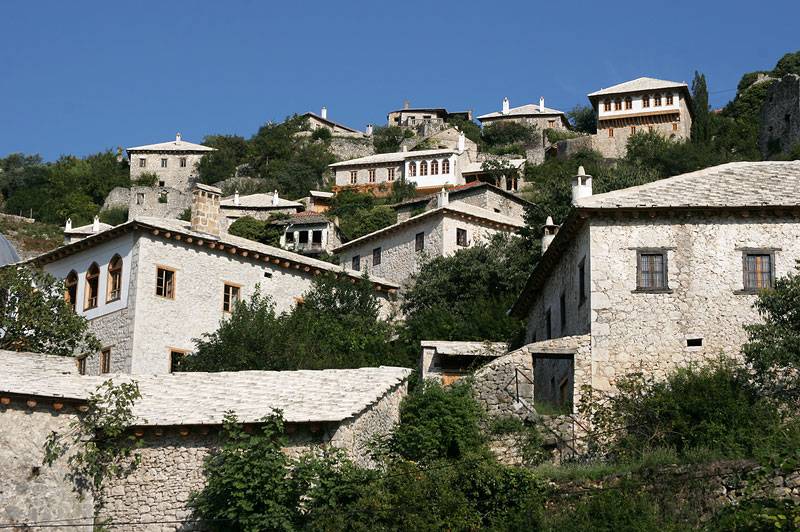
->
xmin=234 ymin=190 xmax=240 ymax=206
xmin=542 ymin=216 xmax=559 ymax=253
xmin=402 ymin=145 xmax=408 ymax=152
xmin=65 ymin=218 xmax=72 ymax=231
xmin=92 ymin=216 xmax=100 ymax=233
xmin=366 ymin=124 xmax=374 ymax=136
xmin=321 ymin=107 xmax=327 ymax=119
xmin=571 ymin=166 xmax=593 ymax=204
xmin=539 ymin=96 xmax=545 ymax=112
xmin=272 ymin=190 xmax=279 ymax=206
xmin=437 ymin=187 xmax=449 ymax=208
xmin=403 ymin=100 xmax=410 ymax=110
xmin=190 ymin=183 xmax=222 ymax=237
xmin=176 ymin=132 xmax=182 ymax=143
xmin=457 ymin=132 xmax=466 ymax=153
xmin=502 ymin=97 xmax=510 ymax=115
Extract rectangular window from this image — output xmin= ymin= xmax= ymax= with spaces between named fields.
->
xmin=456 ymin=228 xmax=468 ymax=247
xmin=415 ymin=232 xmax=425 ymax=252
xmin=603 ymin=100 xmax=611 ymax=112
xmin=139 ymin=158 xmax=146 ymax=168
xmin=388 ymin=167 xmax=395 ymax=181
xmin=312 ymin=230 xmax=322 ymax=244
xmin=180 ymin=157 xmax=187 ymax=168
xmin=299 ymin=231 xmax=309 ymax=244
xmin=223 ymin=283 xmax=241 ymax=313
xmin=654 ymin=94 xmax=662 ymax=106
xmin=77 ymin=357 xmax=86 ymax=375
xmin=170 ymin=349 xmax=188 ymax=373
xmin=352 ymin=255 xmax=361 ymax=271
xmin=368 ymin=168 xmax=376 ymax=183
xmin=350 ymin=171 xmax=357 ymax=184
xmin=100 ymin=348 xmax=111 ymax=374
xmin=441 ymin=159 xmax=450 ymax=174
xmin=560 ymin=292 xmax=566 ymax=334
xmin=136 ymin=192 xmax=145 ymax=205
xmin=579 ymin=257 xmax=587 ymax=306
xmin=666 ymin=94 xmax=674 ymax=105
xmin=373 ymin=247 xmax=382 ymax=266
xmin=642 ymin=95 xmax=650 ymax=108
xmin=156 ymin=267 xmax=175 ymax=299
xmin=285 ymin=231 xmax=295 ymax=243
xmin=161 ymin=158 xmax=168 ymax=168
xmin=743 ymin=252 xmax=774 ymax=291
xmin=614 ymin=100 xmax=622 ymax=111
xmin=545 ymin=309 xmax=552 ymax=340
xmin=637 ymin=251 xmax=668 ymax=290
xmin=624 ymin=98 xmax=632 ymax=110
xmin=672 ymin=122 xmax=678 ymax=131
xmin=608 ymin=127 xmax=614 ymax=138
xmin=631 ymin=126 xmax=636 ymax=134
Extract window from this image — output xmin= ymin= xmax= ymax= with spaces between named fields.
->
xmin=161 ymin=158 xmax=168 ymax=168
xmin=65 ymin=270 xmax=78 ymax=311
xmin=560 ymin=292 xmax=566 ymax=334
xmin=441 ymin=159 xmax=450 ymax=174
xmin=456 ymin=228 xmax=468 ymax=247
xmin=368 ymin=168 xmax=376 ymax=183
xmin=409 ymin=162 xmax=417 ymax=177
xmin=415 ymin=232 xmax=425 ymax=252
xmin=100 ymin=348 xmax=111 ymax=374
xmin=350 ymin=171 xmax=357 ymax=185
xmin=642 ymin=95 xmax=650 ymax=108
xmin=637 ymin=251 xmax=668 ymax=291
xmin=624 ymin=97 xmax=632 ymax=110
xmin=608 ymin=127 xmax=614 ymax=138
xmin=312 ymin=230 xmax=322 ymax=244
xmin=139 ymin=158 xmax=146 ymax=168
xmin=180 ymin=157 xmax=187 ymax=168
xmin=285 ymin=231 xmax=295 ymax=243
xmin=631 ymin=126 xmax=636 ymax=134
xmin=666 ymin=94 xmax=674 ymax=105
xmin=672 ymin=122 xmax=678 ymax=131
xmin=388 ymin=167 xmax=395 ymax=181
xmin=107 ymin=255 xmax=123 ymax=303
xmin=299 ymin=231 xmax=309 ymax=244
xmin=654 ymin=94 xmax=662 ymax=106
xmin=136 ymin=192 xmax=145 ymax=205
xmin=578 ymin=257 xmax=587 ymax=306
xmin=156 ymin=267 xmax=175 ymax=299
xmin=373 ymin=247 xmax=382 ymax=266
xmin=77 ymin=357 xmax=86 ymax=375
xmin=84 ymin=263 xmax=100 ymax=310
xmin=686 ymin=337 xmax=703 ymax=348
xmin=614 ymin=100 xmax=622 ymax=111
xmin=743 ymin=252 xmax=774 ymax=291
xmin=430 ymin=160 xmax=438 ymax=175
xmin=223 ymin=283 xmax=241 ymax=313
xmin=170 ymin=350 xmax=188 ymax=373
xmin=352 ymin=255 xmax=361 ymax=271
xmin=603 ymin=100 xmax=611 ymax=112
xmin=420 ymin=160 xmax=428 ymax=176
xmin=158 ymin=180 xmax=165 ymax=187
xmin=548 ymin=119 xmax=556 ymax=127
xmin=545 ymin=308 xmax=552 ymax=340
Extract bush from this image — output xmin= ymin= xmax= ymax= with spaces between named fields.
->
xmin=99 ymin=207 xmax=128 ymax=226
xmin=132 ymin=172 xmax=159 ymax=186
xmin=311 ymin=127 xmax=332 ymax=141
xmin=372 ymin=126 xmax=413 ymax=154
xmin=227 ymin=216 xmax=266 ymax=242
xmin=481 ymin=122 xmax=538 ymax=148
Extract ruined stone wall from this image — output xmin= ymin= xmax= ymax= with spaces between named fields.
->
xmin=450 ymin=189 xmax=527 ymax=223
xmin=102 ymin=187 xmax=131 ymax=211
xmin=329 ymin=136 xmax=375 ymax=161
xmin=128 ymin=186 xmax=192 ymax=221
xmin=759 ymin=74 xmax=800 ymax=157
xmin=129 ymin=152 xmax=204 ymax=191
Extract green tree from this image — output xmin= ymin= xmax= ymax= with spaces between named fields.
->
xmin=0 ymin=266 xmax=99 ymax=357
xmin=773 ymin=50 xmax=800 ymax=78
xmin=691 ymin=71 xmax=711 ymax=145
xmin=327 ymin=190 xmax=397 ymax=240
xmin=445 ymin=116 xmax=482 ymax=144
xmin=567 ymin=105 xmax=597 ymax=134
xmin=372 ymin=126 xmax=413 ymax=154
xmin=197 ymin=135 xmax=249 ymax=184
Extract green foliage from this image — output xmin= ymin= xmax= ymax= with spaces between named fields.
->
xmin=691 ymin=71 xmax=711 ymax=145
xmin=190 ymin=412 xmax=298 ymax=531
xmin=181 ymin=274 xmax=402 ymax=372
xmin=0 ymin=217 xmax=62 ymax=255
xmin=707 ymin=498 xmax=800 ymax=531
xmin=178 ymin=207 xmax=192 ymax=221
xmin=131 ymin=172 xmax=159 ymax=186
xmin=545 ymin=128 xmax=582 ymax=144
xmin=98 ymin=207 xmax=128 ymax=226
xmin=0 ymin=266 xmax=99 ymax=357
xmin=197 ymin=135 xmax=248 ymax=184
xmin=389 ymin=380 xmax=486 ymax=462
xmin=480 ymin=158 xmax=522 ymax=186
xmin=327 ymin=189 xmax=397 ymax=240
xmin=372 ymin=126 xmax=413 ymax=154
xmin=43 ymin=380 xmax=142 ymax=497
xmin=310 ymin=127 xmax=332 ymax=142
xmin=386 ymin=177 xmax=417 ymax=203
xmin=399 ymin=234 xmax=534 ymax=352
xmin=444 ymin=115 xmax=482 ymax=144
xmin=567 ymin=105 xmax=597 ymax=134
xmin=773 ymin=50 xmax=800 ymax=78
xmin=481 ymin=122 xmax=538 ymax=155
xmin=227 ymin=215 xmax=288 ymax=247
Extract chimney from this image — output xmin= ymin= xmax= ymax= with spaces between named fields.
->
xmin=116 ymin=146 xmax=123 ymax=163
xmin=502 ymin=97 xmax=510 ymax=115
xmin=234 ymin=190 xmax=240 ymax=206
xmin=539 ymin=96 xmax=545 ymax=112
xmin=321 ymin=107 xmax=327 ymax=119
xmin=542 ymin=216 xmax=559 ymax=253
xmin=437 ymin=187 xmax=449 ymax=208
xmin=272 ymin=190 xmax=279 ymax=206
xmin=92 ymin=216 xmax=100 ymax=233
xmin=401 ymin=145 xmax=408 ymax=152
xmin=366 ymin=124 xmax=374 ymax=136
xmin=176 ymin=132 xmax=182 ymax=143
xmin=457 ymin=131 xmax=466 ymax=153
xmin=403 ymin=99 xmax=410 ymax=110
xmin=65 ymin=218 xmax=72 ymax=231
xmin=190 ymin=183 xmax=222 ymax=237
xmin=571 ymin=166 xmax=593 ymax=204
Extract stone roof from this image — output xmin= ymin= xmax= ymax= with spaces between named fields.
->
xmin=303 ymin=112 xmax=361 ymax=134
xmin=477 ymin=103 xmax=567 ymax=120
xmin=0 ymin=350 xmax=411 ymax=425
xmin=587 ymin=77 xmax=688 ymax=98
xmin=64 ymin=222 xmax=114 ymax=236
xmin=310 ymin=190 xmax=334 ymax=198
xmin=220 ymin=193 xmax=303 ymax=209
xmin=576 ymin=161 xmax=800 ymax=209
xmin=0 ymin=233 xmax=21 ymax=266
xmin=282 ymin=211 xmax=330 ymax=225
xmin=335 ymin=201 xmax=524 ymax=252
xmin=127 ymin=134 xmax=215 ymax=153
xmin=392 ymin=181 xmax=532 ymax=210
xmin=421 ymin=341 xmax=507 ymax=357
xmin=329 ymin=148 xmax=455 ymax=167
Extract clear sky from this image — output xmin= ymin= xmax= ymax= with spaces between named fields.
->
xmin=1 ymin=0 xmax=798 ymax=161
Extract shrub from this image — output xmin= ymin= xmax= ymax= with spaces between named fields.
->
xmin=311 ymin=127 xmax=332 ymax=141
xmin=481 ymin=122 xmax=538 ymax=148
xmin=132 ymin=172 xmax=159 ymax=186
xmin=99 ymin=207 xmax=128 ymax=226
xmin=227 ymin=216 xmax=266 ymax=242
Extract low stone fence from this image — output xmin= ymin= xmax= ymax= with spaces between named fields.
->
xmin=0 ymin=212 xmax=35 ymax=224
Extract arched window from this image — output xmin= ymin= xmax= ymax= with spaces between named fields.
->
xmin=430 ymin=160 xmax=439 ymax=175
xmin=614 ymin=99 xmax=622 ymax=111
xmin=408 ymin=161 xmax=417 ymax=177
xmin=624 ymin=97 xmax=632 ymax=110
xmin=442 ymin=159 xmax=450 ymax=174
xmin=642 ymin=94 xmax=650 ymax=108
xmin=654 ymin=94 xmax=662 ymax=106
xmin=65 ymin=271 xmax=78 ymax=311
xmin=603 ymin=100 xmax=611 ymax=112
xmin=107 ymin=255 xmax=123 ymax=303
xmin=420 ymin=161 xmax=428 ymax=176
xmin=84 ymin=263 xmax=100 ymax=310
xmin=666 ymin=93 xmax=674 ymax=105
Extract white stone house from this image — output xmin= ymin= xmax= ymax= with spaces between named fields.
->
xmin=126 ymin=133 xmax=215 ymax=190
xmin=335 ymin=189 xmax=524 ymax=286
xmin=0 ymin=349 xmax=410 ymax=529
xmin=420 ymin=340 xmax=507 ymax=384
xmin=386 ymin=103 xmax=472 ymax=131
xmin=477 ymin=96 xmax=570 ymax=131
xmin=279 ymin=211 xmax=342 ymax=256
xmin=63 ymin=216 xmax=113 ymax=244
xmin=219 ymin=190 xmax=303 ymax=228
xmin=302 ymin=107 xmax=363 ymax=136
xmin=29 ymin=185 xmax=398 ymax=376
xmin=501 ymin=161 xmax=800 ymax=412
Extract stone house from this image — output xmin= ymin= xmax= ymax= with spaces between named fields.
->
xmin=494 ymin=161 xmax=800 ymax=416
xmin=759 ymin=74 xmax=800 ymax=157
xmin=28 ymin=184 xmax=398 ymax=376
xmin=420 ymin=341 xmax=507 ymax=384
xmin=279 ymin=211 xmax=342 ymax=256
xmin=387 ymin=102 xmax=472 ymax=136
xmin=219 ymin=190 xmax=303 ymax=228
xmin=335 ymin=189 xmax=524 ymax=286
xmin=127 ymin=133 xmax=215 ymax=191
xmin=0 ymin=349 xmax=410 ymax=530
xmin=302 ymin=107 xmax=364 ymax=136
xmin=63 ymin=216 xmax=113 ymax=244
xmin=477 ymin=96 xmax=570 ymax=131
xmin=298 ymin=190 xmax=334 ymax=213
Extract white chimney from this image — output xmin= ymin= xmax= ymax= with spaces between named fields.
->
xmin=320 ymin=107 xmax=327 ymax=119
xmin=403 ymin=100 xmax=410 ymax=110
xmin=366 ymin=124 xmax=374 ymax=136
xmin=437 ymin=187 xmax=449 ymax=207
xmin=539 ymin=96 xmax=545 ymax=112
xmin=65 ymin=218 xmax=72 ymax=231
xmin=272 ymin=190 xmax=279 ymax=206
xmin=542 ymin=216 xmax=559 ymax=253
xmin=234 ymin=190 xmax=240 ymax=206
xmin=502 ymin=97 xmax=510 ymax=115
xmin=176 ymin=132 xmax=182 ymax=143
xmin=571 ymin=166 xmax=593 ymax=204
xmin=401 ymin=145 xmax=408 ymax=152
xmin=92 ymin=215 xmax=100 ymax=233
xmin=457 ymin=131 xmax=466 ymax=153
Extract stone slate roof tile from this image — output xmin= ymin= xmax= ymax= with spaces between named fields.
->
xmin=477 ymin=103 xmax=567 ymax=120
xmin=587 ymin=77 xmax=688 ymax=97
xmin=220 ymin=193 xmax=302 ymax=208
xmin=127 ymin=137 xmax=215 ymax=153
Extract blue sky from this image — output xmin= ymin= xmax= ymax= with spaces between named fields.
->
xmin=1 ymin=0 xmax=798 ymax=161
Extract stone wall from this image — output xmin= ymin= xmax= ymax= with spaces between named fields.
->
xmin=102 ymin=186 xmax=131 ymax=211
xmin=129 ymin=152 xmax=204 ymax=192
xmin=759 ymin=74 xmax=800 ymax=157
xmin=128 ymin=186 xmax=192 ymax=221
xmin=329 ymin=136 xmax=375 ymax=161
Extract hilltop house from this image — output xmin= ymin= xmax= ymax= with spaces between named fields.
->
xmin=279 ymin=211 xmax=342 ymax=256
xmin=0 ymin=349 xmax=410 ymax=529
xmin=387 ymin=102 xmax=472 ymax=136
xmin=302 ymin=107 xmax=363 ymax=136
xmin=477 ymin=96 xmax=569 ymax=131
xmin=298 ymin=190 xmax=335 ymax=213
xmin=30 ymin=184 xmax=398 ymax=376
xmin=219 ymin=190 xmax=303 ymax=228
xmin=392 ymin=181 xmax=529 ymax=223
xmin=478 ymin=161 xmax=800 ymax=416
xmin=335 ymin=187 xmax=524 ymax=286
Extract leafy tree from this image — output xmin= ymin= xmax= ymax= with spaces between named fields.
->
xmin=228 ymin=216 xmax=268 ymax=242
xmin=691 ymin=71 xmax=711 ymax=145
xmin=372 ymin=126 xmax=413 ymax=154
xmin=327 ymin=189 xmax=397 ymax=240
xmin=310 ymin=127 xmax=332 ymax=142
xmin=481 ymin=122 xmax=538 ymax=150
xmin=386 ymin=178 xmax=417 ymax=204
xmin=0 ymin=266 xmax=99 ymax=357
xmin=567 ymin=105 xmax=597 ymax=134
xmin=197 ymin=135 xmax=249 ymax=184
xmin=131 ymin=172 xmax=158 ymax=186
xmin=99 ymin=207 xmax=128 ymax=226
xmin=773 ymin=50 xmax=800 ymax=78
xmin=445 ymin=115 xmax=482 ymax=144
